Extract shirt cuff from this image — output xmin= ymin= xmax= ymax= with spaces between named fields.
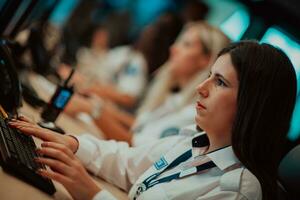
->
xmin=93 ymin=190 xmax=118 ymax=200
xmin=74 ymin=135 xmax=98 ymax=166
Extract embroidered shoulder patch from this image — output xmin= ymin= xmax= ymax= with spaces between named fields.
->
xmin=154 ymin=157 xmax=168 ymax=170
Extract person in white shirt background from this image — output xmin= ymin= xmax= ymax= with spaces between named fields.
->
xmin=10 ymin=40 xmax=297 ymax=200
xmin=89 ymin=21 xmax=230 ymax=145
xmin=58 ymin=13 xmax=183 ymax=111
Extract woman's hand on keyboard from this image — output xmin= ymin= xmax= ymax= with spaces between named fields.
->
xmin=8 ymin=117 xmax=79 ymax=153
xmin=35 ymin=142 xmax=101 ymax=200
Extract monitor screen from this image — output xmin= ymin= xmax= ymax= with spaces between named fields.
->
xmin=219 ymin=9 xmax=250 ymax=41
xmin=0 ymin=0 xmax=7 ymax=11
xmin=2 ymin=0 xmax=33 ymax=37
xmin=1 ymin=0 xmax=59 ymax=38
xmin=53 ymin=89 xmax=72 ymax=109
xmin=48 ymin=0 xmax=80 ymax=27
xmin=260 ymin=27 xmax=300 ymax=71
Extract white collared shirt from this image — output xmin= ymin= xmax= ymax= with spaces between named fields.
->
xmin=132 ymin=104 xmax=196 ymax=146
xmin=77 ymin=45 xmax=148 ymax=98
xmin=106 ymin=46 xmax=148 ymax=98
xmin=75 ymin=128 xmax=262 ymax=200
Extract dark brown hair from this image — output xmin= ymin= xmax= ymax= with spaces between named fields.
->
xmin=218 ymin=40 xmax=297 ymax=199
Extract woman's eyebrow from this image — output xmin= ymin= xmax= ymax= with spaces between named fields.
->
xmin=215 ymin=73 xmax=232 ymax=86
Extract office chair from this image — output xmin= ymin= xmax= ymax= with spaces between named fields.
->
xmin=278 ymin=144 xmax=300 ymax=200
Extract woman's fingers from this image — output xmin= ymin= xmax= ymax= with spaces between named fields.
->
xmin=37 ymin=169 xmax=72 ymax=186
xmin=17 ymin=115 xmax=34 ymax=123
xmin=9 ymin=120 xmax=38 ymax=128
xmin=9 ymin=120 xmax=77 ymax=152
xmin=37 ymin=166 xmax=101 ymax=200
xmin=9 ymin=120 xmax=58 ymax=142
xmin=35 ymin=143 xmax=86 ymax=182
xmin=9 ymin=120 xmax=41 ymax=134
xmin=36 ymin=142 xmax=80 ymax=175
xmin=19 ymin=126 xmax=56 ymax=141
xmin=35 ymin=143 xmax=101 ymax=200
xmin=35 ymin=157 xmax=72 ymax=176
xmin=35 ymin=143 xmax=77 ymax=177
xmin=36 ymin=147 xmax=74 ymax=166
xmin=40 ymin=142 xmax=75 ymax=160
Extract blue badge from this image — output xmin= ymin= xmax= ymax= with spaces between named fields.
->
xmin=154 ymin=157 xmax=168 ymax=170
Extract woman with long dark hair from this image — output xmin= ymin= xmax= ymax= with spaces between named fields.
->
xmin=10 ymin=40 xmax=297 ymax=200
xmin=224 ymin=41 xmax=297 ymax=199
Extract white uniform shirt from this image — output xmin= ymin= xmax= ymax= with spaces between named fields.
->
xmin=75 ymin=127 xmax=262 ymax=200
xmin=105 ymin=46 xmax=148 ymax=98
xmin=133 ymin=93 xmax=186 ymax=134
xmin=133 ymin=104 xmax=196 ymax=146
xmin=76 ymin=47 xmax=111 ymax=83
xmin=77 ymin=45 xmax=148 ymax=98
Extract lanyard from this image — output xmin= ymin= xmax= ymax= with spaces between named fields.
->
xmin=133 ymin=149 xmax=216 ymax=200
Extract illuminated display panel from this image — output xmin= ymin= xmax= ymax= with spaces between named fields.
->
xmin=220 ymin=9 xmax=250 ymax=41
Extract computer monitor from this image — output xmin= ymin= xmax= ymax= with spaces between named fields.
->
xmin=0 ymin=0 xmax=22 ymax=36
xmin=0 ymin=0 xmax=59 ymax=39
xmin=260 ymin=27 xmax=300 ymax=71
xmin=2 ymin=1 xmax=35 ymax=37
xmin=21 ymin=0 xmax=59 ymax=28
xmin=260 ymin=26 xmax=300 ymax=141
xmin=0 ymin=0 xmax=7 ymax=11
xmin=219 ymin=8 xmax=250 ymax=41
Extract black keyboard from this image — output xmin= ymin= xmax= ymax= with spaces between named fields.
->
xmin=0 ymin=116 xmax=56 ymax=195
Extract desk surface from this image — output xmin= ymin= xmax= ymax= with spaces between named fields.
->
xmin=0 ymin=102 xmax=128 ymax=200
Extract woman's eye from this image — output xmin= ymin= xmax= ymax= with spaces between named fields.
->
xmin=216 ymin=78 xmax=227 ymax=87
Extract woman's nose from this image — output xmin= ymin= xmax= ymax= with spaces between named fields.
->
xmin=197 ymin=79 xmax=209 ymax=98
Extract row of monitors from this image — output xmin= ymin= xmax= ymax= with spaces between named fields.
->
xmin=220 ymin=8 xmax=300 ymax=72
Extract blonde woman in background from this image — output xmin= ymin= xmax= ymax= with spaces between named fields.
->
xmin=93 ymin=21 xmax=230 ymax=145
xmin=134 ymin=22 xmax=230 ymax=138
xmin=131 ymin=21 xmax=230 ymax=145
xmin=136 ymin=22 xmax=229 ymax=115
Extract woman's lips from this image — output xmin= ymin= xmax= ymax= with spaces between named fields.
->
xmin=196 ymin=101 xmax=206 ymax=110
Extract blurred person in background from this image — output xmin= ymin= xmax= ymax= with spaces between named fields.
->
xmin=60 ymin=12 xmax=183 ymax=117
xmin=90 ymin=21 xmax=230 ymax=144
xmin=76 ymin=12 xmax=183 ymax=109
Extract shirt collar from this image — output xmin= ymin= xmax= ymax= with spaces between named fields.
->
xmin=190 ymin=131 xmax=240 ymax=171
xmin=206 ymin=146 xmax=240 ymax=171
xmin=179 ymin=124 xmax=200 ymax=137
